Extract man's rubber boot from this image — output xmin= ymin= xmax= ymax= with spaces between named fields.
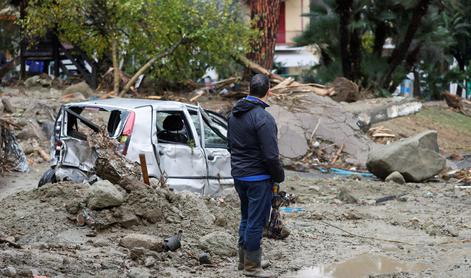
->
xmin=239 ymin=247 xmax=270 ymax=271
xmin=238 ymin=245 xmax=245 ymax=270
xmin=243 ymin=249 xmax=274 ymax=277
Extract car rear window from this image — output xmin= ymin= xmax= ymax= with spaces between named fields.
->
xmin=65 ymin=106 xmax=129 ymax=140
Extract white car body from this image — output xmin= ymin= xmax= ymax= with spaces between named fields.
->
xmin=50 ymin=98 xmax=233 ymax=195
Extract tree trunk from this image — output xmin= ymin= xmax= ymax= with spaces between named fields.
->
xmin=381 ymin=0 xmax=431 ymax=92
xmin=413 ymin=68 xmax=421 ymax=98
xmin=335 ymin=0 xmax=354 ymax=80
xmin=350 ymin=28 xmax=362 ymax=82
xmin=373 ymin=22 xmax=387 ymax=57
xmin=246 ymin=0 xmax=281 ymax=71
xmin=111 ymin=38 xmax=120 ymax=94
xmin=455 ymin=54 xmax=465 ymax=96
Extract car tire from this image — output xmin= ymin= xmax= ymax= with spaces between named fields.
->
xmin=38 ymin=168 xmax=57 ymax=187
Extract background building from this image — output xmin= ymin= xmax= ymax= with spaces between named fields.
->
xmin=274 ymin=0 xmax=318 ymax=79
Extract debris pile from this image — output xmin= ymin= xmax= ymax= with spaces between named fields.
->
xmin=268 ymin=92 xmax=374 ymax=167
xmin=367 ymin=126 xmax=397 ymax=144
xmin=0 ymin=177 xmax=241 ymax=276
xmin=0 ymin=86 xmax=61 ymax=170
xmin=88 ymin=128 xmax=141 ymax=183
xmin=0 ymin=118 xmax=29 ymax=172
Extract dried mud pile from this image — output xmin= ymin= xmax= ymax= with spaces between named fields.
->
xmin=0 ymin=178 xmax=241 ymax=277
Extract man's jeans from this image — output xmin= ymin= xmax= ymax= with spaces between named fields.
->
xmin=234 ymin=179 xmax=273 ymax=251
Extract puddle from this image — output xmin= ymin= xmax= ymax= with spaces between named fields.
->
xmin=286 ymin=253 xmax=429 ymax=278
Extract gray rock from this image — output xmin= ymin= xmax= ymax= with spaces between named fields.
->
xmin=198 ymin=231 xmax=236 ymax=256
xmin=385 ymin=171 xmax=406 ymax=184
xmin=119 ymin=211 xmax=139 ymax=228
xmin=120 ymin=233 xmax=164 ymax=252
xmin=24 ymin=75 xmax=40 ymax=88
xmin=127 ymin=267 xmax=151 ymax=278
xmin=63 ymin=81 xmax=94 ymax=97
xmin=0 ymin=266 xmax=16 ymax=277
xmin=367 ymin=131 xmax=446 ymax=182
xmin=87 ymin=180 xmax=126 ymax=209
xmin=144 ymin=256 xmax=156 ymax=267
xmin=337 ymin=187 xmax=358 ymax=204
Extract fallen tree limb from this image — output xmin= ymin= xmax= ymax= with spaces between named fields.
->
xmin=236 ymin=55 xmax=334 ymax=97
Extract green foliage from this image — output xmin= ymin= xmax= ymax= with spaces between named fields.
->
xmin=23 ymin=0 xmax=253 ymax=82
xmin=296 ymin=0 xmax=471 ymax=99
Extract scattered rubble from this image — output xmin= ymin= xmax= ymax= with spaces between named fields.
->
xmin=367 ymin=130 xmax=446 ymax=182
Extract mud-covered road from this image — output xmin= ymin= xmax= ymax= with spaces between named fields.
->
xmin=1 ymin=170 xmax=471 ymax=278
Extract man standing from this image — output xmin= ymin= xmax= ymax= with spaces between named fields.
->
xmin=227 ymin=74 xmax=285 ymax=277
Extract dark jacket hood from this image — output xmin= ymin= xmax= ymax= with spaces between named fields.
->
xmin=231 ymin=98 xmax=265 ymax=117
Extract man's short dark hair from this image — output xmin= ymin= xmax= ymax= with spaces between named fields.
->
xmin=249 ymin=74 xmax=270 ymax=98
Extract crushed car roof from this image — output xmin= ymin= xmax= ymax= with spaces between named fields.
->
xmin=64 ymin=98 xmax=197 ymax=110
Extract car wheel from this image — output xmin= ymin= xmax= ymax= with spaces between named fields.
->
xmin=38 ymin=168 xmax=57 ymax=187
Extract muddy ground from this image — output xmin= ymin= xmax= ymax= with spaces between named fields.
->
xmin=1 ymin=84 xmax=471 ymax=277
xmin=1 ymin=169 xmax=471 ymax=278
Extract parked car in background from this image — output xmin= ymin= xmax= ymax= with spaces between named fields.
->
xmin=39 ymin=98 xmax=233 ymax=195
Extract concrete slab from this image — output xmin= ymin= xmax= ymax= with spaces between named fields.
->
xmin=268 ymin=93 xmax=374 ymax=165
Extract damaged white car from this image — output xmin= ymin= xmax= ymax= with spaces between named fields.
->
xmin=39 ymin=98 xmax=233 ymax=195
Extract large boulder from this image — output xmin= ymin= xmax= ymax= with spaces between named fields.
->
xmin=366 ymin=131 xmax=446 ymax=182
xmin=87 ymin=180 xmax=126 ymax=209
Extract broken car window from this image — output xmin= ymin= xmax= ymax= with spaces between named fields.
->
xmin=65 ymin=107 xmax=127 ymax=140
xmin=156 ymin=111 xmax=193 ymax=145
xmin=188 ymin=110 xmax=227 ymax=149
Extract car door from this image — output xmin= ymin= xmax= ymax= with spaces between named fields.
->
xmin=125 ymin=105 xmax=159 ymax=177
xmin=197 ymin=105 xmax=233 ymax=195
xmin=153 ymin=108 xmax=207 ymax=194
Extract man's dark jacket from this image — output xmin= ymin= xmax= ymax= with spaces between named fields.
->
xmin=227 ymin=98 xmax=285 ymax=183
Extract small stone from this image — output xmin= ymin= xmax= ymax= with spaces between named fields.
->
xmin=424 ymin=191 xmax=434 ymax=198
xmin=129 ymin=247 xmax=147 ymax=260
xmin=144 ymin=256 xmax=156 ymax=267
xmin=87 ymin=180 xmax=126 ymax=210
xmin=119 ymin=211 xmax=139 ymax=228
xmin=198 ymin=252 xmax=211 ymax=265
xmin=127 ymin=267 xmax=151 ymax=278
xmin=385 ymin=171 xmax=406 ymax=184
xmin=120 ymin=234 xmax=164 ymax=252
xmin=1 ymin=266 xmax=17 ymax=277
xmin=397 ymin=195 xmax=408 ymax=202
xmin=337 ymin=188 xmax=358 ymax=204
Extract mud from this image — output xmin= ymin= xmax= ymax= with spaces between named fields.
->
xmin=1 ymin=171 xmax=471 ymax=277
xmin=1 ymin=85 xmax=471 ymax=277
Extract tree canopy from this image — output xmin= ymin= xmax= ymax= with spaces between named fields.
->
xmin=23 ymin=0 xmax=253 ymax=86
xmin=297 ymin=0 xmax=471 ymax=99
